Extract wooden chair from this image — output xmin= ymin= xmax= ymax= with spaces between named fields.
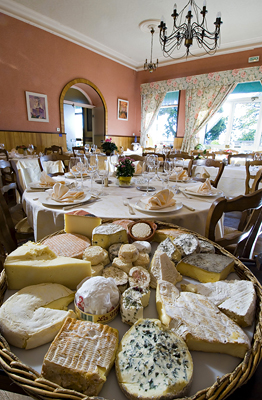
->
xmin=44 ymin=145 xmax=63 ymax=155
xmin=128 ymin=155 xmax=145 ymax=162
xmin=245 ymin=160 xmax=262 ymax=194
xmin=188 ymin=158 xmax=225 ymax=188
xmin=228 ymin=153 xmax=254 ymax=164
xmin=205 ymin=188 xmax=262 ymax=259
xmin=72 ymin=146 xmax=86 ymax=156
xmin=168 ymin=152 xmax=194 ymax=160
xmin=38 ymin=154 xmax=65 ymax=177
xmin=0 ymin=149 xmax=9 ymax=160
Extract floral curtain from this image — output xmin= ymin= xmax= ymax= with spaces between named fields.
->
xmin=181 ymin=83 xmax=235 ymax=152
xmin=140 ymin=66 xmax=262 ymax=150
xmin=141 ymin=89 xmax=167 ymax=147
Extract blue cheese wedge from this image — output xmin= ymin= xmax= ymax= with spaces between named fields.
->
xmin=181 ymin=280 xmax=256 ymax=327
xmin=115 ymin=319 xmax=193 ymax=400
xmin=149 ymin=250 xmax=182 ymax=289
xmin=120 ymin=287 xmax=150 ymax=325
xmin=157 ymin=282 xmax=251 ymax=358
xmin=176 ymin=253 xmax=234 ymax=283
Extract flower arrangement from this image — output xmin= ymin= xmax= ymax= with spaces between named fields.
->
xmin=116 ymin=157 xmax=135 ymax=178
xmin=101 ymin=138 xmax=118 ymax=154
xmin=16 ymin=145 xmax=28 ymax=151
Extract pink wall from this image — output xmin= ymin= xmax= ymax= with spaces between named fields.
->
xmin=0 ymin=14 xmax=139 ymax=137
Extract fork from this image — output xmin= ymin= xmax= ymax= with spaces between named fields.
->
xmin=123 ymin=199 xmax=135 ymax=215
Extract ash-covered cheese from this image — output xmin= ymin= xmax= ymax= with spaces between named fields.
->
xmin=115 ymin=319 xmax=193 ymax=400
xmin=92 ymin=223 xmax=128 ymax=249
xmin=157 ymin=237 xmax=182 ymax=262
xmin=181 ymin=280 xmax=256 ymax=327
xmin=198 ymin=240 xmax=216 ymax=254
xmin=108 ymin=243 xmax=122 ymax=262
xmin=173 ymin=234 xmax=199 ymax=257
xmin=176 ymin=253 xmax=234 ymax=283
xmin=131 ymin=222 xmax=152 ymax=239
xmin=120 ymin=287 xmax=150 ymax=325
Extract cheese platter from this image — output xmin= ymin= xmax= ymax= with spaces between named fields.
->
xmin=0 ymin=221 xmax=261 ymax=400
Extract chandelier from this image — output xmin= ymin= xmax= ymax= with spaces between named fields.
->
xmin=158 ymin=0 xmax=223 ymax=59
xmin=144 ymin=27 xmax=158 ymax=73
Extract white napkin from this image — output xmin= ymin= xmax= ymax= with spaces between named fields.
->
xmin=170 ymin=169 xmax=189 ymax=181
xmin=185 ymin=179 xmax=212 ymax=194
xmin=50 ymin=183 xmax=85 ymax=202
xmin=39 ymin=171 xmax=57 ymax=186
xmin=134 ymin=161 xmax=142 ymax=175
xmin=145 ymin=189 xmax=176 ymax=210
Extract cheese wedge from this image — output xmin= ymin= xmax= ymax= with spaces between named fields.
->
xmin=64 ymin=210 xmax=102 ymax=239
xmin=157 ymin=237 xmax=182 ymax=262
xmin=176 ymin=253 xmax=234 ymax=283
xmin=92 ymin=223 xmax=128 ymax=249
xmin=172 ymin=233 xmax=200 ymax=257
xmin=181 ymin=280 xmax=256 ymax=327
xmin=149 ymin=250 xmax=182 ymax=289
xmin=42 ymin=317 xmax=118 ymax=396
xmin=115 ymin=319 xmax=193 ymax=400
xmin=157 ymin=282 xmax=251 ymax=358
xmin=0 ymin=283 xmax=76 ymax=349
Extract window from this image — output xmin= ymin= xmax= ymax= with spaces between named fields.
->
xmin=148 ymin=91 xmax=179 ymax=147
xmin=198 ymin=82 xmax=262 ymax=152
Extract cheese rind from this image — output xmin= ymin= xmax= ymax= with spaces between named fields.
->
xmin=176 ymin=253 xmax=234 ymax=283
xmin=42 ymin=317 xmax=118 ymax=396
xmin=181 ymin=280 xmax=256 ymax=327
xmin=157 ymin=237 xmax=182 ymax=262
xmin=92 ymin=223 xmax=128 ymax=249
xmin=0 ymin=283 xmax=76 ymax=349
xmin=115 ymin=319 xmax=193 ymax=400
xmin=149 ymin=250 xmax=182 ymax=289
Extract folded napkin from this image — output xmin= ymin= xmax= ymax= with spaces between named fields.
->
xmin=134 ymin=161 xmax=143 ymax=175
xmin=185 ymin=179 xmax=212 ymax=194
xmin=170 ymin=169 xmax=189 ymax=181
xmin=50 ymin=183 xmax=85 ymax=202
xmin=145 ymin=189 xmax=176 ymax=210
xmin=39 ymin=171 xmax=57 ymax=186
xmin=201 ymin=167 xmax=210 ymax=179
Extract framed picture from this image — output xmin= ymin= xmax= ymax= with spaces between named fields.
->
xmin=25 ymin=91 xmax=49 ymax=122
xmin=118 ymin=99 xmax=129 ymax=121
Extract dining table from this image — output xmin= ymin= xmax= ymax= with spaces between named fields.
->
xmin=22 ymin=174 xmax=224 ymax=242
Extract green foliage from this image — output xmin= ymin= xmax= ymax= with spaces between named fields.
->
xmin=116 ymin=157 xmax=135 ymax=178
xmin=205 ymin=117 xmax=227 ymax=143
xmin=101 ymin=139 xmax=118 ymax=153
xmin=158 ymin=107 xmax=178 ymax=139
xmin=232 ymin=102 xmax=259 ymax=142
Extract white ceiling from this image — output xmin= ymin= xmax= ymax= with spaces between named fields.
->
xmin=1 ymin=0 xmax=262 ymax=70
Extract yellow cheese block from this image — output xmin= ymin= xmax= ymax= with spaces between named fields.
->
xmin=5 ymin=257 xmax=91 ymax=290
xmin=176 ymin=253 xmax=234 ymax=283
xmin=64 ymin=210 xmax=102 ymax=239
xmin=6 ymin=241 xmax=56 ymax=261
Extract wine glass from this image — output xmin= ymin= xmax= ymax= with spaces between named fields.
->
xmin=91 ymin=144 xmax=97 ymax=153
xmin=163 ymin=159 xmax=174 ymax=189
xmin=28 ymin=144 xmax=34 ymax=157
xmin=171 ymin=157 xmax=184 ymax=193
xmin=69 ymin=157 xmax=81 ymax=189
xmin=76 ymin=154 xmax=89 ymax=190
xmin=142 ymin=161 xmax=156 ymax=196
xmin=157 ymin=161 xmax=169 ymax=189
xmin=84 ymin=144 xmax=90 ymax=154
xmin=110 ymin=152 xmax=119 ymax=176
xmin=88 ymin=153 xmax=98 ymax=195
xmin=97 ymin=154 xmax=109 ymax=196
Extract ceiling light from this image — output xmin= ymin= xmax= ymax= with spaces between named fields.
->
xmin=144 ymin=26 xmax=158 ymax=73
xmin=159 ymin=0 xmax=223 ymax=59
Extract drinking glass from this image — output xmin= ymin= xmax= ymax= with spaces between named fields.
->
xmin=163 ymin=159 xmax=174 ymax=189
xmin=76 ymin=154 xmax=89 ymax=190
xmin=91 ymin=144 xmax=97 ymax=153
xmin=69 ymin=157 xmax=81 ymax=189
xmin=84 ymin=144 xmax=90 ymax=153
xmin=97 ymin=155 xmax=109 ymax=196
xmin=172 ymin=157 xmax=184 ymax=193
xmin=28 ymin=144 xmax=34 ymax=157
xmin=110 ymin=152 xmax=119 ymax=175
xmin=142 ymin=161 xmax=156 ymax=196
xmin=157 ymin=161 xmax=169 ymax=189
xmin=88 ymin=153 xmax=98 ymax=195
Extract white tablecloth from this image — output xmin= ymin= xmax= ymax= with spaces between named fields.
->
xmin=23 ymin=176 xmax=223 ymax=242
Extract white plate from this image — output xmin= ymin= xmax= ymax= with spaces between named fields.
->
xmin=184 ymin=188 xmax=223 ymax=197
xmin=28 ymin=182 xmax=53 ymax=190
xmin=41 ymin=192 xmax=91 ymax=207
xmin=130 ymin=197 xmax=183 ymax=213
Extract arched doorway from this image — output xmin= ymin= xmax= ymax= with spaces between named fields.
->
xmin=60 ymin=78 xmax=108 ymax=150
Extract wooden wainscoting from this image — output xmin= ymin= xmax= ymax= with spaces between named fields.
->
xmin=105 ymin=136 xmax=140 ymax=151
xmin=0 ymin=131 xmax=67 ymax=153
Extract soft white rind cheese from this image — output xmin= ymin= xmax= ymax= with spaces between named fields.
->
xmin=181 ymin=280 xmax=257 ymax=327
xmin=0 ymin=283 xmax=76 ymax=349
xmin=92 ymin=223 xmax=128 ymax=249
xmin=157 ymin=283 xmax=251 ymax=358
xmin=115 ymin=319 xmax=193 ymax=400
xmin=149 ymin=250 xmax=182 ymax=289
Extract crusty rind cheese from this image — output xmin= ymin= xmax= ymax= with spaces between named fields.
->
xmin=157 ymin=237 xmax=182 ymax=262
xmin=42 ymin=233 xmax=91 ymax=259
xmin=172 ymin=234 xmax=200 ymax=257
xmin=115 ymin=318 xmax=193 ymax=400
xmin=153 ymin=228 xmax=186 ymax=243
xmin=157 ymin=284 xmax=251 ymax=358
xmin=149 ymin=250 xmax=182 ymax=289
xmin=176 ymin=253 xmax=234 ymax=283
xmin=181 ymin=280 xmax=256 ymax=327
xmin=42 ymin=317 xmax=118 ymax=396
xmin=0 ymin=283 xmax=76 ymax=349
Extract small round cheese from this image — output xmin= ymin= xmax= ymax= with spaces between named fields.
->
xmin=132 ymin=241 xmax=151 ymax=254
xmin=129 ymin=266 xmax=150 ymax=289
xmin=133 ymin=252 xmax=150 ymax=268
xmin=119 ymin=244 xmax=139 ymax=263
xmin=83 ymin=246 xmax=108 ymax=265
xmin=131 ymin=222 xmax=152 ymax=239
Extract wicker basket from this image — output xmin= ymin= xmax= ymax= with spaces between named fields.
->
xmin=0 ymin=221 xmax=261 ymax=400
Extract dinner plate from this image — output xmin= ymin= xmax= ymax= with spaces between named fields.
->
xmin=116 ymin=181 xmax=135 ymax=188
xmin=28 ymin=182 xmax=53 ymax=190
xmin=184 ymin=188 xmax=223 ymax=197
xmin=41 ymin=192 xmax=91 ymax=207
xmin=129 ymin=197 xmax=183 ymax=213
xmin=136 ymin=186 xmax=156 ymax=192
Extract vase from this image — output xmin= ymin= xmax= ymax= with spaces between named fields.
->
xmin=118 ymin=176 xmax=132 ymax=186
